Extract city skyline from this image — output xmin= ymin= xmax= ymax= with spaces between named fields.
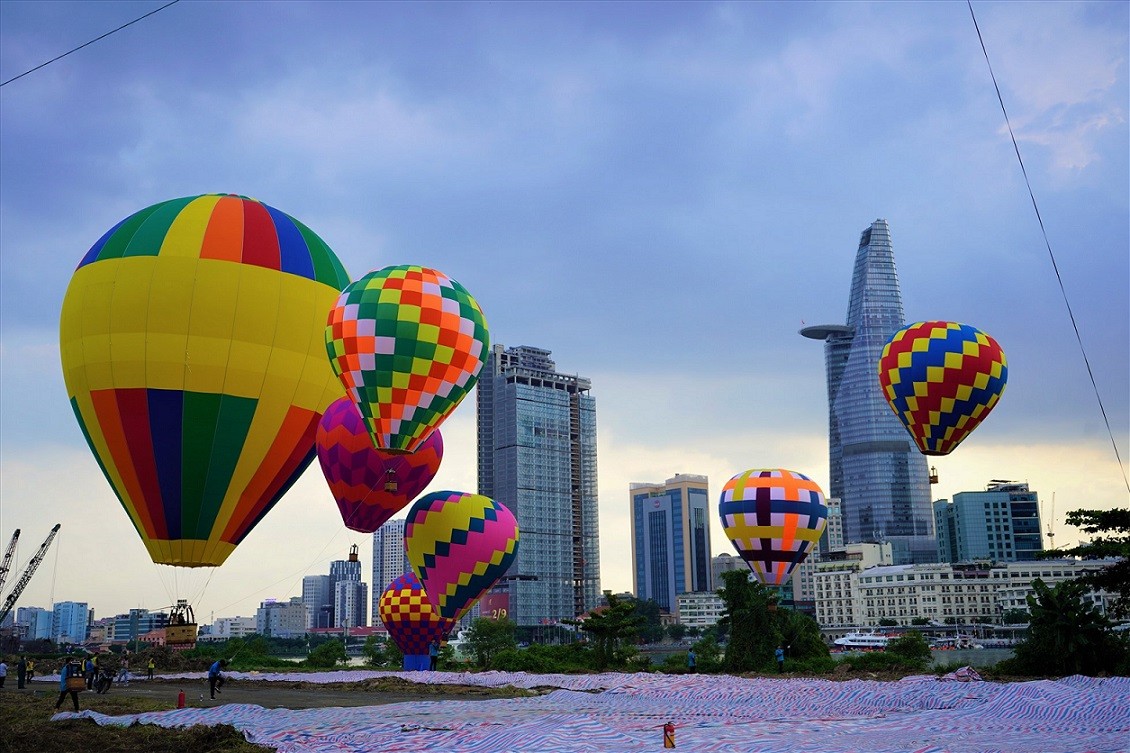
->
xmin=1 ymin=2 xmax=1126 ymax=619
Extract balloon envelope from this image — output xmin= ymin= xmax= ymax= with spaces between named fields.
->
xmin=325 ymin=265 xmax=488 ymax=454
xmin=878 ymin=321 xmax=1008 ymax=456
xmin=718 ymin=469 xmax=828 ymax=586
xmin=316 ymin=397 xmax=443 ymax=533
xmin=378 ymin=571 xmax=456 ymax=659
xmin=405 ymin=491 xmax=519 ymax=620
xmin=59 ymin=194 xmax=350 ymax=567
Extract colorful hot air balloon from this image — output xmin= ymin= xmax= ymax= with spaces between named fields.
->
xmin=404 ymin=491 xmax=519 ymax=620
xmin=719 ymin=469 xmax=828 ymax=586
xmin=316 ymin=396 xmax=443 ymax=533
xmin=324 ymin=265 xmax=488 ymax=454
xmin=59 ymin=194 xmax=350 ymax=567
xmin=378 ymin=571 xmax=457 ymax=671
xmin=878 ymin=321 xmax=1008 ymax=456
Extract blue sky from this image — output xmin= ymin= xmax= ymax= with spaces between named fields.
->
xmin=1 ymin=1 xmax=1126 ymax=620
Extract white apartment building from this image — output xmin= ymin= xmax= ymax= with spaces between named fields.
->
xmin=855 ymin=563 xmax=996 ymax=626
xmin=255 ymin=597 xmax=307 ymax=638
xmin=808 ymin=542 xmax=893 ymax=627
xmin=815 ymin=559 xmax=1119 ymax=628
xmin=675 ymin=591 xmax=725 ymax=631
xmin=990 ymin=559 xmax=1118 ymax=617
xmin=201 ymin=615 xmax=257 ymax=641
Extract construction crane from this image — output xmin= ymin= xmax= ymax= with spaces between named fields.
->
xmin=0 ymin=524 xmax=61 ymax=624
xmin=0 ymin=529 xmax=19 ymax=594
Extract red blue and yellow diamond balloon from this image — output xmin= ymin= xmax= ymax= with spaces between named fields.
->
xmin=316 ymin=396 xmax=443 ymax=534
xmin=878 ymin=321 xmax=1008 ymax=456
xmin=719 ymin=469 xmax=828 ymax=586
xmin=404 ymin=491 xmax=519 ymax=621
xmin=378 ymin=571 xmax=456 ymax=668
xmin=325 ymin=265 xmax=488 ymax=454
xmin=59 ymin=194 xmax=350 ymax=567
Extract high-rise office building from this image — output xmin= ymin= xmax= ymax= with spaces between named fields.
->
xmin=371 ymin=519 xmax=410 ymax=620
xmin=302 ymin=575 xmax=333 ymax=630
xmin=327 ymin=544 xmax=363 ymax=626
xmin=16 ymin=606 xmax=51 ymax=640
xmin=329 ymin=544 xmax=363 ymax=628
xmin=335 ymin=579 xmax=369 ymax=628
xmin=51 ymin=601 xmax=89 ymax=644
xmin=630 ymin=474 xmax=713 ymax=611
xmin=801 ymin=219 xmax=936 ymax=564
xmin=477 ymin=344 xmax=600 ymax=625
xmin=934 ymin=481 xmax=1043 ymax=563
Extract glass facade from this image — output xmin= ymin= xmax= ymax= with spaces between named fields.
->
xmin=802 ymin=220 xmax=936 ymax=564
xmin=934 ymin=482 xmax=1044 ymax=562
xmin=478 ymin=345 xmax=601 ymax=625
xmin=630 ymin=475 xmax=712 ymax=611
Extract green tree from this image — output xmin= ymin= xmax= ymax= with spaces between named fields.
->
xmin=878 ymin=618 xmax=899 ymax=627
xmin=574 ymin=592 xmax=644 ymax=669
xmin=1008 ymin=578 xmax=1128 ymax=676
xmin=361 ymin=635 xmax=386 ymax=668
xmin=772 ymin=608 xmax=829 ymax=661
xmin=632 ymin=598 xmax=665 ymax=644
xmin=690 ymin=633 xmax=723 ymax=672
xmin=1051 ymin=508 xmax=1130 ymax=619
xmin=911 ymin=617 xmax=930 ymax=626
xmin=305 ymin=639 xmax=347 ymax=668
xmin=465 ymin=617 xmax=518 ymax=668
xmin=717 ymin=570 xmax=779 ymax=673
xmin=885 ymin=631 xmax=932 ymax=670
xmin=666 ymin=623 xmax=688 ymax=642
xmin=1002 ymin=609 xmax=1030 ymax=625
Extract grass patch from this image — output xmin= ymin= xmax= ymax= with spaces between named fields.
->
xmin=0 ymin=691 xmax=271 ymax=753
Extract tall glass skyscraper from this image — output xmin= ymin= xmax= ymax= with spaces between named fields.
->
xmin=477 ymin=344 xmax=600 ymax=625
xmin=630 ymin=474 xmax=712 ymax=611
xmin=801 ymin=219 xmax=936 ymax=564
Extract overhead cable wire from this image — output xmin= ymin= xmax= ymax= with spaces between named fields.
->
xmin=968 ymin=0 xmax=1130 ymax=496
xmin=1 ymin=0 xmax=181 ymax=88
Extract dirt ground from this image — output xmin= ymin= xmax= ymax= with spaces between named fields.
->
xmin=21 ymin=675 xmax=534 ymax=711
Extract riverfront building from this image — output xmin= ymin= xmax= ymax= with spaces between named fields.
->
xmin=801 ymin=219 xmax=936 ymax=564
xmin=630 ymin=474 xmax=713 ymax=611
xmin=934 ymin=481 xmax=1044 ymax=563
xmin=477 ymin=344 xmax=600 ymax=625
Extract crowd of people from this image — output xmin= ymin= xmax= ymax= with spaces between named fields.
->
xmin=0 ymin=650 xmax=166 ymax=712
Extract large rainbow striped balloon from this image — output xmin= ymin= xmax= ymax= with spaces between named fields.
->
xmin=878 ymin=321 xmax=1008 ymax=456
xmin=325 ymin=265 xmax=488 ymax=454
xmin=59 ymin=194 xmax=350 ymax=567
xmin=719 ymin=469 xmax=828 ymax=587
xmin=404 ymin=491 xmax=519 ymax=620
xmin=316 ymin=396 xmax=443 ymax=533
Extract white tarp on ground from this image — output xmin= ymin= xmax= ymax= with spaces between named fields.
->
xmin=51 ymin=671 xmax=1130 ymax=753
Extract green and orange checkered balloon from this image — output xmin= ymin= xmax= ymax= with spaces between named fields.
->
xmin=325 ymin=265 xmax=489 ymax=454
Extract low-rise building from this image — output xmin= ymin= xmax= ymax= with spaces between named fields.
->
xmin=256 ymin=597 xmax=306 ymax=638
xmin=675 ymin=591 xmax=725 ymax=631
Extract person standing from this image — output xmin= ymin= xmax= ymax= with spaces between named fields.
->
xmin=147 ymin=658 xmax=155 ymax=680
xmin=26 ymin=658 xmax=36 ymax=682
xmin=0 ymin=658 xmax=7 ymax=689
xmin=116 ymin=656 xmax=130 ymax=686
xmin=55 ymin=659 xmax=82 ymax=712
xmin=775 ymin=645 xmax=785 ymax=673
xmin=207 ymin=659 xmax=227 ymax=700
xmin=83 ymin=657 xmax=95 ymax=690
xmin=16 ymin=656 xmax=27 ymax=689
xmin=686 ymin=649 xmax=696 ymax=673
xmin=428 ymin=640 xmax=439 ymax=671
